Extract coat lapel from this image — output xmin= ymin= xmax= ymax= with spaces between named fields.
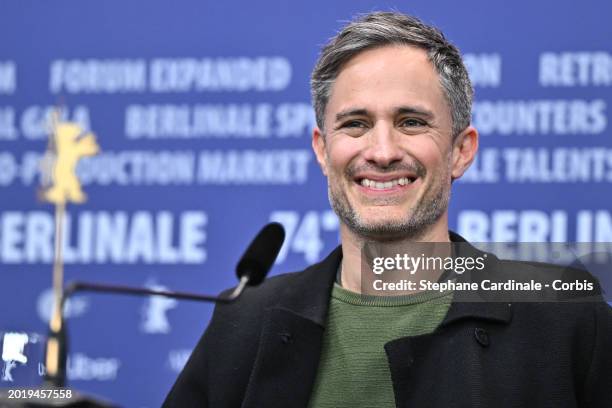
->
xmin=241 ymin=247 xmax=342 ymax=408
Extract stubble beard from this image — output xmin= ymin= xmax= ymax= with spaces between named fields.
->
xmin=328 ymin=169 xmax=451 ymax=242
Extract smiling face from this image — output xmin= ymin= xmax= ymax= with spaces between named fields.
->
xmin=313 ymin=45 xmax=477 ymax=242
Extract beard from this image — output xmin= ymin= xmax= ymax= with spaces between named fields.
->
xmin=328 ymin=162 xmax=451 ymax=242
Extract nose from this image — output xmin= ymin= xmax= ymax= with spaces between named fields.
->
xmin=362 ymin=122 xmax=403 ymax=168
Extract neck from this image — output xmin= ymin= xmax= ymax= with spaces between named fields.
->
xmin=339 ymin=214 xmax=451 ymax=294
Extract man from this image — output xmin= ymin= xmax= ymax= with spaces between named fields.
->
xmin=164 ymin=12 xmax=612 ymax=407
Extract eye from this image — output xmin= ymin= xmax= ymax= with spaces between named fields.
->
xmin=400 ymin=118 xmax=426 ymax=127
xmin=342 ymin=120 xmax=367 ymax=128
xmin=335 ymin=120 xmax=369 ymax=137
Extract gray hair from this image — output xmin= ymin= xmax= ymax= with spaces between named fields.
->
xmin=311 ymin=11 xmax=473 ymax=137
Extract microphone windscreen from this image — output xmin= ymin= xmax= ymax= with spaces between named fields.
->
xmin=236 ymin=222 xmax=285 ymax=285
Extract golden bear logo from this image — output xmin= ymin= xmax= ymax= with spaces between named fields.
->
xmin=41 ymin=122 xmax=100 ymax=205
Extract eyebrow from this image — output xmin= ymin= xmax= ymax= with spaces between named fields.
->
xmin=334 ymin=106 xmax=435 ymax=122
xmin=335 ymin=108 xmax=368 ymax=122
xmin=396 ymin=106 xmax=435 ymax=120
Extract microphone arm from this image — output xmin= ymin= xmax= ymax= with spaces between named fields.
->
xmin=61 ymin=275 xmax=249 ymax=307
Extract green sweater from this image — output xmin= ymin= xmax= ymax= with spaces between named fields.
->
xmin=307 ymin=283 xmax=453 ymax=408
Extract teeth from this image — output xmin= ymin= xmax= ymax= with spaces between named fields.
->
xmin=360 ymin=177 xmax=414 ymax=189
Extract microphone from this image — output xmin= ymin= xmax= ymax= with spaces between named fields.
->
xmin=230 ymin=221 xmax=285 ymax=297
xmin=39 ymin=222 xmax=285 ymax=402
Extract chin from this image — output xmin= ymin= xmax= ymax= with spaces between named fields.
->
xmin=357 ymin=208 xmax=411 ymax=224
xmin=355 ymin=215 xmax=414 ymax=232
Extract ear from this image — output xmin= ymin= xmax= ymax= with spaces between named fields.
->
xmin=451 ymin=125 xmax=478 ymax=180
xmin=312 ymin=126 xmax=328 ymax=177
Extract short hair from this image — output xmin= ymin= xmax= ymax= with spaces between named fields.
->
xmin=311 ymin=11 xmax=473 ymax=137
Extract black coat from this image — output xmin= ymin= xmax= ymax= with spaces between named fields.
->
xmin=163 ymin=233 xmax=612 ymax=407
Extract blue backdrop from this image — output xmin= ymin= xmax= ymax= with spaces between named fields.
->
xmin=1 ymin=0 xmax=611 ymax=406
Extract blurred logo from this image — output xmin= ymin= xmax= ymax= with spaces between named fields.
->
xmin=1 ymin=332 xmax=30 ymax=382
xmin=37 ymin=288 xmax=89 ymax=324
xmin=1 ymin=361 xmax=16 ymax=382
xmin=39 ymin=119 xmax=99 ymax=205
xmin=67 ymin=353 xmax=120 ymax=381
xmin=141 ymin=281 xmax=177 ymax=334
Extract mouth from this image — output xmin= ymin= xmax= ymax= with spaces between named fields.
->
xmin=355 ymin=175 xmax=419 ymax=191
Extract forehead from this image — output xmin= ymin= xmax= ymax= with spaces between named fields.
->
xmin=326 ymin=45 xmax=449 ymax=121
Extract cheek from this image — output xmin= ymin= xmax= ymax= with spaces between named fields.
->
xmin=325 ymin=140 xmax=360 ymax=171
xmin=408 ymin=140 xmax=445 ymax=167
xmin=408 ymin=142 xmax=453 ymax=183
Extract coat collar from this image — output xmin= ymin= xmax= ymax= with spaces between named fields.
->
xmin=271 ymin=245 xmax=342 ymax=326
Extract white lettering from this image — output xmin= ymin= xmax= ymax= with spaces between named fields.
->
xmin=457 ymin=210 xmax=608 ymax=242
xmin=0 ymin=107 xmax=18 ymax=139
xmin=503 ymin=147 xmax=612 ymax=183
xmin=540 ymin=52 xmax=612 ymax=86
xmin=180 ymin=212 xmax=207 ymax=263
xmin=473 ymin=99 xmax=606 ymax=135
xmin=149 ymin=57 xmax=291 ymax=92
xmin=0 ymin=62 xmax=16 ymax=94
xmin=125 ymin=104 xmax=275 ymax=139
xmin=0 ymin=211 xmax=208 ymax=264
xmin=459 ymin=148 xmax=499 ymax=183
xmin=0 ymin=152 xmax=17 ymax=186
xmin=464 ymin=53 xmax=501 ymax=87
xmin=21 ymin=105 xmax=91 ymax=140
xmin=78 ymin=150 xmax=195 ymax=186
xmin=50 ymin=59 xmax=146 ymax=93
xmin=197 ymin=150 xmax=311 ymax=185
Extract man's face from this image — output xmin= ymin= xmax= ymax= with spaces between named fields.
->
xmin=313 ymin=45 xmax=475 ymax=241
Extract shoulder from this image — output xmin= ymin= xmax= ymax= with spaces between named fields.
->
xmin=482 ymin=251 xmax=611 ymax=333
xmin=494 ymin=255 xmax=597 ymax=279
xmin=456 ymin=239 xmax=610 ymax=328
